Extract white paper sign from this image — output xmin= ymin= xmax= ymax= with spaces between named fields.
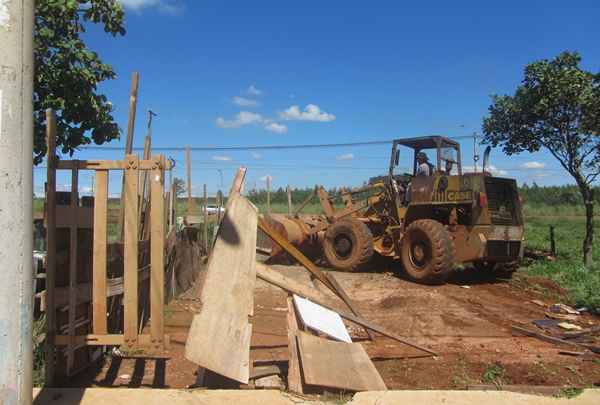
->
xmin=293 ymin=295 xmax=352 ymax=343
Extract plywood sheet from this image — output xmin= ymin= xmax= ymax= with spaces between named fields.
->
xmin=185 ymin=192 xmax=258 ymax=383
xmin=297 ymin=332 xmax=387 ymax=392
xmin=293 ymin=295 xmax=351 ymax=343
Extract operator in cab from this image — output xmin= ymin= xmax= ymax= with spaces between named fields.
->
xmin=416 ymin=152 xmax=432 ymax=176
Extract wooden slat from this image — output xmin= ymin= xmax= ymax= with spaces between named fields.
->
xmin=256 ymin=263 xmax=437 ymax=356
xmin=44 ymin=109 xmax=57 ymax=386
xmin=184 ymin=192 xmax=258 ymax=383
xmin=138 ymin=135 xmax=152 ymax=240
xmin=67 ymin=167 xmax=79 ymax=373
xmin=55 ymin=334 xmax=170 ymax=347
xmin=286 ymin=295 xmax=304 ymax=394
xmin=296 ymin=331 xmax=387 ymax=392
xmin=124 ymin=154 xmax=139 ymax=346
xmin=92 ymin=170 xmax=108 ymax=334
xmin=56 ymin=159 xmax=173 ymax=171
xmin=150 ymin=156 xmax=165 ymax=347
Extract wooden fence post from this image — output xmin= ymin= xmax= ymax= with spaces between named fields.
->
xmin=45 ymin=109 xmax=57 ymax=385
xmin=186 ymin=145 xmax=193 ymax=218
xmin=150 ymin=155 xmax=165 ymax=348
xmin=124 ymin=154 xmax=139 ymax=346
xmin=550 ymin=225 xmax=556 ymax=257
xmin=67 ymin=166 xmax=79 ymax=374
xmin=92 ymin=170 xmax=108 ymax=335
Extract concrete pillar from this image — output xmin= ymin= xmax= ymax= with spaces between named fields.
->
xmin=0 ymin=1 xmax=35 ymax=404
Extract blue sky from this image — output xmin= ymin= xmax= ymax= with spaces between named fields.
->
xmin=36 ymin=0 xmax=600 ymax=196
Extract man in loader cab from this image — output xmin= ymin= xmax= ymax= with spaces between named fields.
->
xmin=416 ymin=152 xmax=433 ymax=176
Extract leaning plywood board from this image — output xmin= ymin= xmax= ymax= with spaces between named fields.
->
xmin=184 ymin=192 xmax=258 ymax=383
xmin=297 ymin=331 xmax=387 ymax=392
xmin=293 ymin=295 xmax=352 ymax=343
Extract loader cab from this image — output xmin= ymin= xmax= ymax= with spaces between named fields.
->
xmin=389 ymin=136 xmax=462 ymax=178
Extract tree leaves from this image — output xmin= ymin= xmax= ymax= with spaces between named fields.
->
xmin=34 ymin=0 xmax=125 ymax=164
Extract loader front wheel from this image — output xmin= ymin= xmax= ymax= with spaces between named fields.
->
xmin=401 ymin=219 xmax=455 ymax=284
xmin=323 ymin=219 xmax=374 ymax=272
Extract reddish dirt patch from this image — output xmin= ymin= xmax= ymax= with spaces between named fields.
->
xmin=69 ymin=264 xmax=600 ymax=391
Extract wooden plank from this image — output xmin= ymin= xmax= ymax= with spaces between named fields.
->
xmin=55 ymin=334 xmax=170 ymax=347
xmin=229 ymin=167 xmax=247 ymax=196
xmin=44 ymin=108 xmax=57 ymax=386
xmin=287 ymin=185 xmax=293 ymax=215
xmin=250 ymin=365 xmax=283 ymax=380
xmin=56 ymin=159 xmax=173 ymax=171
xmin=184 ymin=193 xmax=258 ymax=383
xmin=296 ymin=331 xmax=387 ymax=391
xmin=150 ymin=156 xmax=165 ymax=347
xmin=92 ymin=170 xmax=108 ymax=334
xmin=286 ymin=295 xmax=304 ymax=394
xmin=124 ymin=154 xmax=139 ymax=346
xmin=67 ymin=167 xmax=79 ymax=373
xmin=256 ymin=263 xmax=437 ymax=356
xmin=511 ymin=325 xmax=584 ymax=349
xmin=139 ymin=135 xmax=152 ymax=240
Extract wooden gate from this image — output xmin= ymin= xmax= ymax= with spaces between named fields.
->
xmin=44 ymin=110 xmax=173 ymax=381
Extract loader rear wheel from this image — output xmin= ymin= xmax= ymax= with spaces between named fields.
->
xmin=323 ymin=219 xmax=374 ymax=272
xmin=401 ymin=219 xmax=455 ymax=284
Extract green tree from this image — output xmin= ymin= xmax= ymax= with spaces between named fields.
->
xmin=173 ymin=177 xmax=186 ymax=197
xmin=34 ymin=0 xmax=126 ymax=164
xmin=483 ymin=51 xmax=600 ymax=267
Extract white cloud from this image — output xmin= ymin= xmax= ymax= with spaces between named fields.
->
xmin=232 ymin=96 xmax=260 ymax=108
xmin=279 ymin=104 xmax=336 ymax=122
xmin=119 ymin=0 xmax=182 ymax=13
xmin=247 ymin=85 xmax=262 ymax=96
xmin=464 ymin=165 xmax=508 ymax=177
xmin=251 ymin=152 xmax=262 ymax=159
xmin=212 ymin=155 xmax=232 ymax=161
xmin=264 ymin=122 xmax=288 ymax=134
xmin=336 ymin=153 xmax=354 ymax=161
xmin=216 ymin=111 xmax=263 ymax=128
xmin=521 ymin=161 xmax=546 ymax=169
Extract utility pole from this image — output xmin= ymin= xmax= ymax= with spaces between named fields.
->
xmin=473 ymin=132 xmax=479 ymax=173
xmin=0 ymin=1 xmax=35 ymax=404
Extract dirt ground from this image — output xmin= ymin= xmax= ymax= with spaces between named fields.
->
xmin=71 ymin=262 xmax=600 ymax=391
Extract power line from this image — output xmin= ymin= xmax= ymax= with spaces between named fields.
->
xmin=82 ymin=135 xmax=478 ymax=152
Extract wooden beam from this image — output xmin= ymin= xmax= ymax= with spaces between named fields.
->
xmin=55 ymin=334 xmax=170 ymax=347
xmin=150 ymin=156 xmax=165 ymax=348
xmin=118 ymin=72 xmax=140 ymax=242
xmin=286 ymin=295 xmax=304 ymax=394
xmin=56 ymin=159 xmax=173 ymax=171
xmin=256 ymin=263 xmax=437 ymax=356
xmin=44 ymin=108 xmax=57 ymax=386
xmin=229 ymin=167 xmax=247 ymax=196
xmin=67 ymin=167 xmax=79 ymax=373
xmin=92 ymin=170 xmax=108 ymax=334
xmin=124 ymin=154 xmax=139 ymax=346
xmin=139 ymin=135 xmax=152 ymax=240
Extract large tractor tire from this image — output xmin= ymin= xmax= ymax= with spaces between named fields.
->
xmin=323 ymin=218 xmax=374 ymax=272
xmin=401 ymin=219 xmax=455 ymax=284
